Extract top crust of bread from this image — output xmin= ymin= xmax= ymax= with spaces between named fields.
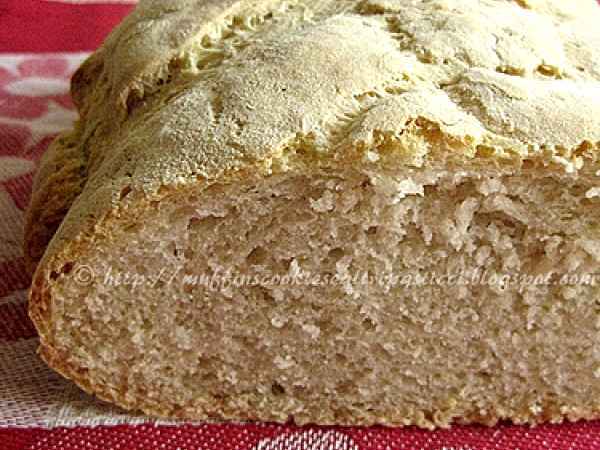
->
xmin=26 ymin=0 xmax=600 ymax=273
xmin=26 ymin=0 xmax=600 ymax=370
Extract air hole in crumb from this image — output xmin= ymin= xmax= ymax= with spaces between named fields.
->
xmin=271 ymin=382 xmax=286 ymax=395
xmin=521 ymin=160 xmax=536 ymax=171
xmin=328 ymin=247 xmax=345 ymax=261
xmin=187 ymin=217 xmax=202 ymax=230
xmin=293 ymin=385 xmax=306 ymax=394
xmin=234 ymin=117 xmax=247 ymax=131
xmin=201 ymin=372 xmax=218 ymax=384
xmin=361 ymin=318 xmax=377 ymax=331
xmin=336 ymin=381 xmax=354 ymax=395
xmin=423 ymin=185 xmax=437 ymax=197
xmin=119 ymin=185 xmax=132 ymax=200
xmin=366 ymin=226 xmax=378 ymax=235
xmin=247 ymin=247 xmax=268 ymax=265
xmin=126 ymin=92 xmax=144 ymax=114
xmin=316 ymin=318 xmax=336 ymax=333
xmin=260 ymin=288 xmax=277 ymax=306
xmin=335 ymin=353 xmax=348 ymax=365
xmin=62 ymin=262 xmax=74 ymax=275
xmin=50 ymin=261 xmax=75 ymax=280
xmin=294 ymin=147 xmax=309 ymax=157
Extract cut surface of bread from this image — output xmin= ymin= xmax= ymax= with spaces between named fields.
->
xmin=27 ymin=0 xmax=600 ymax=428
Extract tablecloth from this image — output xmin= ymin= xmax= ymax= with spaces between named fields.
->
xmin=0 ymin=1 xmax=599 ymax=449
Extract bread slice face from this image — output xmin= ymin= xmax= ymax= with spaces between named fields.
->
xmin=27 ymin=0 xmax=600 ymax=428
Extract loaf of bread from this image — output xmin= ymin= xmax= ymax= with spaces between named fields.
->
xmin=26 ymin=0 xmax=600 ymax=428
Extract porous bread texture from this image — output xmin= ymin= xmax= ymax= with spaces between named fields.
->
xmin=40 ymin=165 xmax=600 ymax=427
xmin=27 ymin=0 xmax=600 ymax=427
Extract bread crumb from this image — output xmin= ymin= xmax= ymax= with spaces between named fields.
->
xmin=577 ymin=239 xmax=600 ymax=262
xmin=310 ymin=190 xmax=335 ymax=212
xmin=478 ymin=178 xmax=506 ymax=196
xmin=175 ymin=326 xmax=193 ymax=350
xmin=585 ymin=187 xmax=600 ymax=198
xmin=529 ymin=403 xmax=542 ymax=415
xmin=301 ymin=324 xmax=321 ymax=339
xmin=364 ymin=150 xmax=380 ymax=162
xmin=274 ymin=355 xmax=295 ymax=370
xmin=271 ymin=316 xmax=287 ymax=328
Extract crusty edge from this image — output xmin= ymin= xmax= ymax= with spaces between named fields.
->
xmin=24 ymin=46 xmax=104 ymax=275
xmin=24 ymin=129 xmax=88 ymax=275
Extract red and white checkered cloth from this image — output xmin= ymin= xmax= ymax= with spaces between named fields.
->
xmin=1 ymin=1 xmax=599 ymax=449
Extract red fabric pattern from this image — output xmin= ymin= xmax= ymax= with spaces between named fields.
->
xmin=1 ymin=421 xmax=600 ymax=450
xmin=0 ymin=58 xmax=73 ymax=118
xmin=0 ymin=1 xmax=135 ymax=53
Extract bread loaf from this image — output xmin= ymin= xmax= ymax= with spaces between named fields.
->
xmin=26 ymin=0 xmax=600 ymax=428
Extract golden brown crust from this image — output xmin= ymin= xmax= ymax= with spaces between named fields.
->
xmin=27 ymin=0 xmax=600 ymax=274
xmin=24 ymin=130 xmax=87 ymax=274
xmin=27 ymin=0 xmax=600 ymax=427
